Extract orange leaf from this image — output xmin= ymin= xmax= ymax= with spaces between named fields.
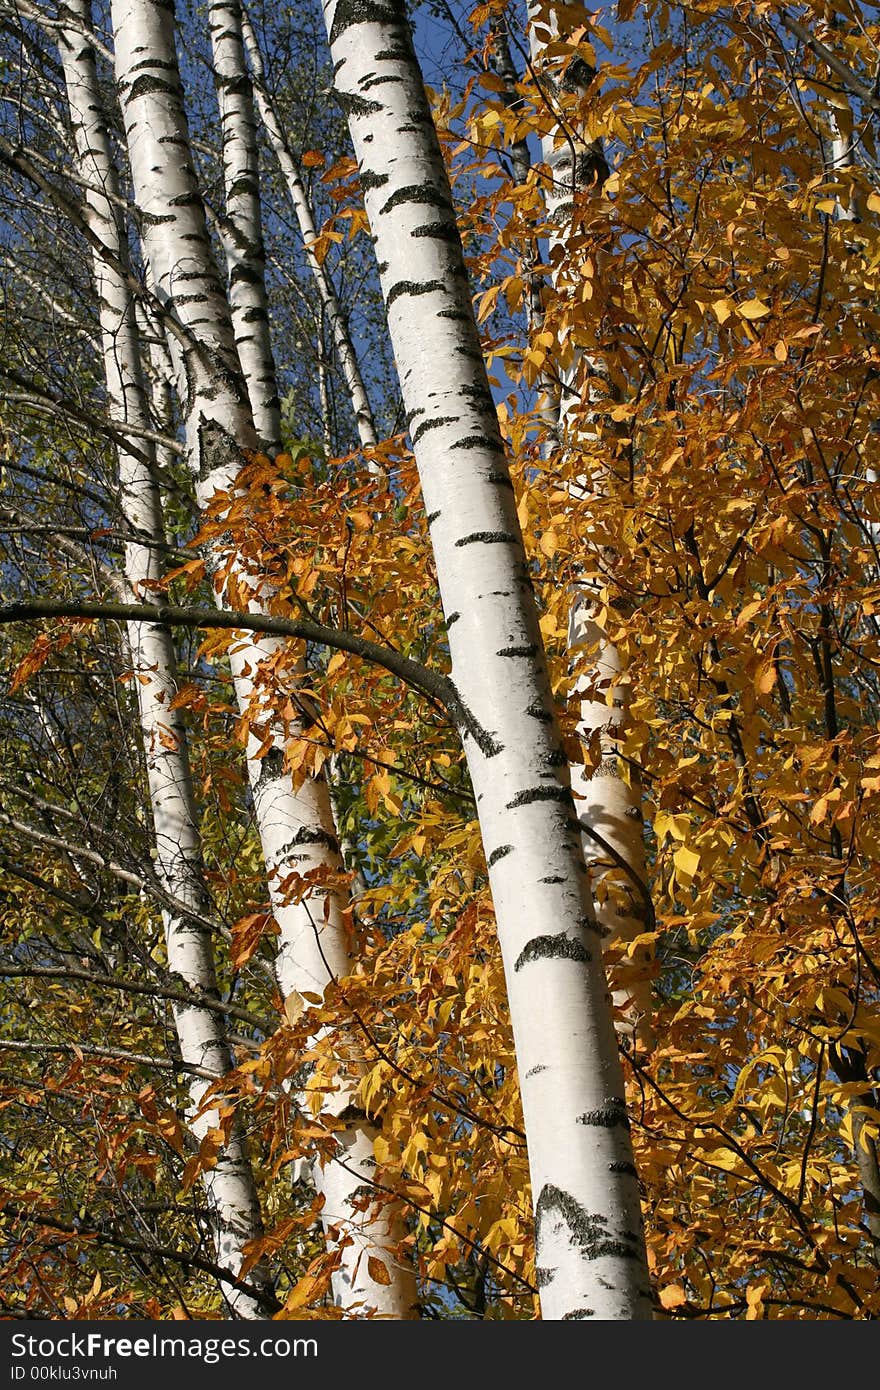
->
xmin=367 ymin=1255 xmax=392 ymax=1286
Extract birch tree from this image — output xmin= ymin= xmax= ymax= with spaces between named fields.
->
xmin=526 ymin=1 xmax=654 ymax=1046
xmin=321 ymin=0 xmax=652 ymax=1321
xmin=208 ymin=0 xmax=281 ymax=451
xmin=56 ymin=0 xmax=271 ymax=1315
xmin=108 ymin=0 xmax=417 ymax=1315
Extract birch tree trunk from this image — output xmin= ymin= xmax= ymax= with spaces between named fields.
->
xmin=109 ymin=0 xmax=417 ymax=1316
xmin=322 ymin=0 xmax=653 ymax=1321
xmin=58 ymin=0 xmax=270 ymax=1317
xmin=207 ymin=0 xmax=281 ymax=451
xmin=240 ymin=9 xmax=378 ymax=449
xmin=528 ymin=2 xmax=653 ymax=1047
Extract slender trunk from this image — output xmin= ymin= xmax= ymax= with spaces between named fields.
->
xmin=240 ymin=9 xmax=378 ymax=449
xmin=824 ymin=83 xmax=880 ymax=1261
xmin=528 ymin=3 xmax=653 ymax=1047
xmin=208 ymin=0 xmax=281 ymax=451
xmin=58 ymin=0 xmax=270 ymax=1317
xmin=322 ymin=0 xmax=652 ymax=1321
xmin=110 ymin=0 xmax=417 ymax=1316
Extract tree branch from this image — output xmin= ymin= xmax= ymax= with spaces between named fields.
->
xmin=0 ymin=597 xmax=494 ymax=744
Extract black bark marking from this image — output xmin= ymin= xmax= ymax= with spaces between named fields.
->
xmin=450 ymin=434 xmax=501 ymax=452
xmin=563 ymin=1309 xmax=596 ymax=1319
xmin=139 ymin=209 xmax=175 ymax=227
xmin=197 ymin=417 xmax=242 ymax=483
xmin=226 ymin=175 xmax=260 ymax=202
xmin=487 ymin=844 xmax=513 ymax=868
xmin=126 ymin=74 xmax=179 ymax=101
xmin=444 ymin=611 xmax=460 ymax=627
xmin=426 ymin=510 xmax=441 ymax=525
xmin=525 ymin=1063 xmax=547 ymax=1078
xmin=486 ymin=471 xmax=514 ymax=490
xmin=445 ymin=679 xmax=502 ymax=758
xmin=497 ymin=644 xmax=538 ymax=659
xmin=361 ymin=72 xmax=404 ymax=90
xmin=412 ymin=221 xmax=460 ymax=244
xmin=455 ymin=531 xmax=517 ymax=547
xmin=230 ymin=264 xmax=264 ymax=288
xmin=411 ymin=415 xmax=457 ymax=443
xmin=329 ymin=0 xmax=399 ymax=45
xmin=254 ymin=747 xmax=286 ymax=786
xmin=274 ymin=825 xmax=340 ymax=862
xmin=506 ymin=786 xmax=570 ymax=809
xmin=436 ymin=308 xmax=470 ymax=321
xmin=287 ymin=826 xmax=340 ymax=851
xmin=349 ymin=1182 xmax=378 ymax=1202
xmin=540 ymin=875 xmax=565 ymax=884
xmin=609 ymin=1162 xmax=638 ymax=1177
xmin=535 ymin=1185 xmax=642 ymax=1265
xmin=380 ymin=184 xmax=453 ymax=216
xmin=333 ymin=89 xmax=383 ymax=119
xmin=460 ymin=382 xmax=495 ymax=407
xmin=359 ymin=169 xmax=389 ymax=191
xmin=387 ymin=278 xmax=445 ymax=307
xmin=576 ymin=1099 xmax=630 ymax=1131
xmin=534 ymin=1266 xmax=554 ymax=1289
xmin=514 ymin=934 xmax=592 ymax=973
xmin=526 ymin=700 xmax=554 ymax=724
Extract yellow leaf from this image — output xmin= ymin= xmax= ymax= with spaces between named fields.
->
xmin=284 ymin=991 xmax=305 ymax=1026
xmin=754 ymin=660 xmax=776 ymax=695
xmin=745 ymin=1283 xmax=766 ymax=1319
xmin=659 ymin=1283 xmax=687 ymax=1310
xmin=284 ymin=1273 xmax=323 ymax=1312
xmin=712 ymin=298 xmax=733 ymax=324
xmin=738 ymin=298 xmax=771 ymax=320
xmin=867 ymin=192 xmax=880 ymax=213
xmin=674 ymin=845 xmax=700 ymax=881
xmin=477 ymin=285 xmax=501 ymax=324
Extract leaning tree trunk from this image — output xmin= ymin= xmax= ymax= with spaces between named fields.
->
xmin=527 ymin=2 xmax=653 ymax=1048
xmin=58 ymin=0 xmax=270 ymax=1317
xmin=110 ymin=0 xmax=417 ymax=1317
xmin=322 ymin=0 xmax=653 ymax=1321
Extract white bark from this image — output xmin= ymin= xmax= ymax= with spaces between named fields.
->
xmin=240 ymin=9 xmax=378 ymax=449
xmin=57 ymin=0 xmax=269 ymax=1317
xmin=322 ymin=0 xmax=652 ymax=1321
xmin=528 ymin=3 xmax=653 ymax=1046
xmin=110 ymin=0 xmax=417 ymax=1316
xmin=208 ymin=0 xmax=281 ymax=450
